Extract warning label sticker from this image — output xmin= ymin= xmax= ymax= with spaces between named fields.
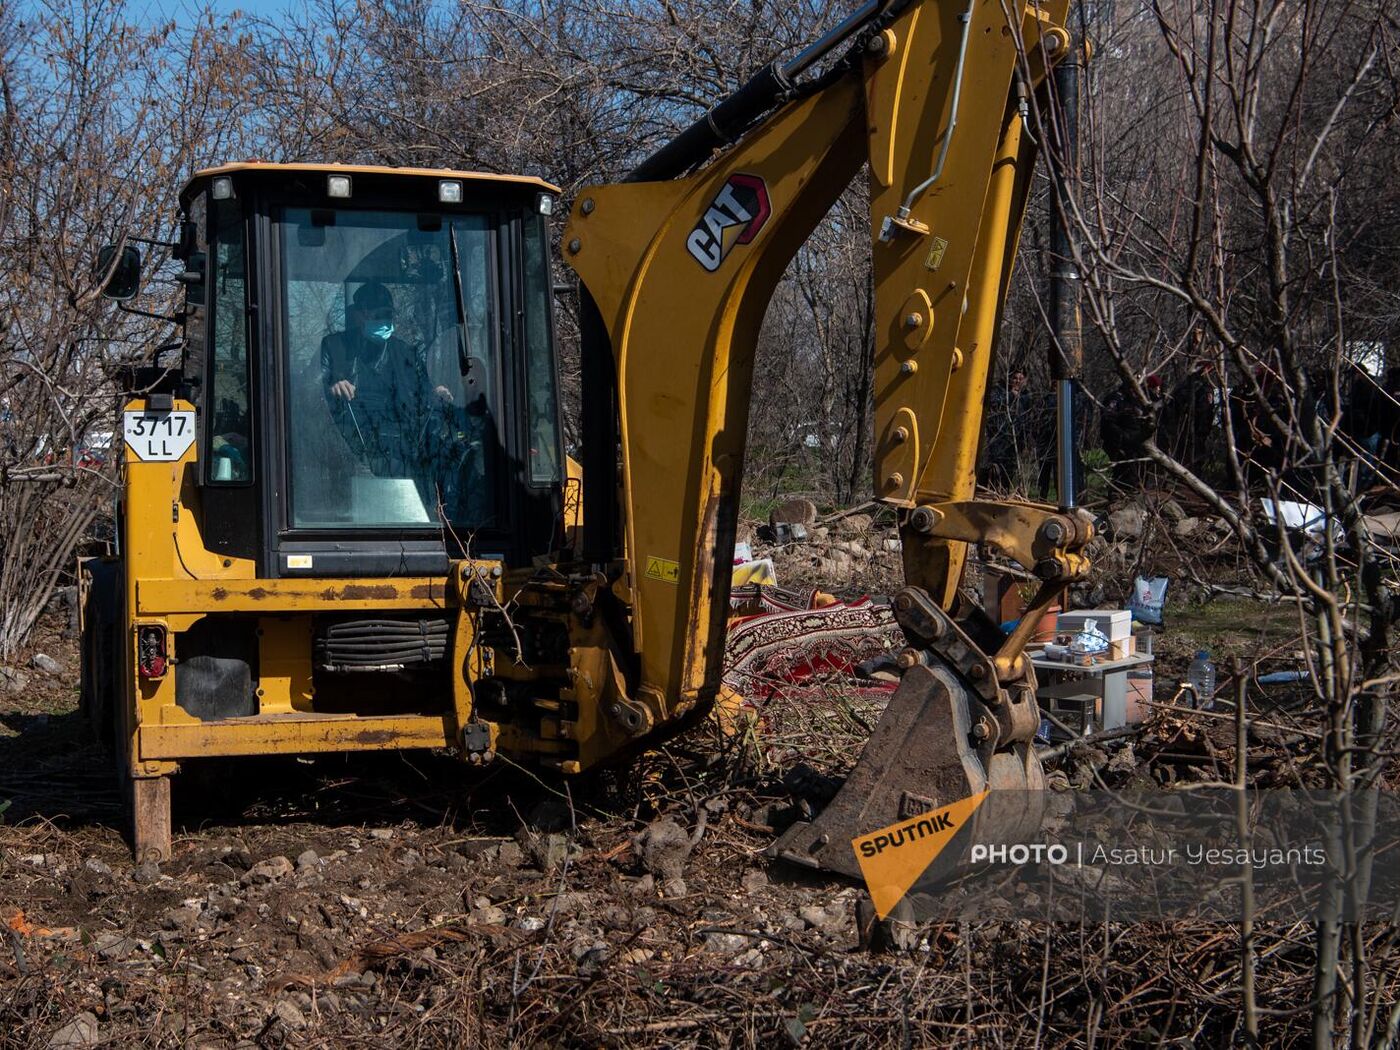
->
xmin=644 ymin=556 xmax=680 ymax=584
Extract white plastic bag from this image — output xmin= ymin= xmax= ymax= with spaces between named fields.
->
xmin=1128 ymin=576 xmax=1169 ymax=627
xmin=1069 ymin=618 xmax=1110 ymax=655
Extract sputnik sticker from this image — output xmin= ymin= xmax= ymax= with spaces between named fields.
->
xmin=685 ymin=173 xmax=771 ymax=272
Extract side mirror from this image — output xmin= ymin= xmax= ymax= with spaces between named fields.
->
xmin=96 ymin=244 xmax=142 ymax=301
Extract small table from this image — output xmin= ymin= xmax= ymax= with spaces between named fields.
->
xmin=1028 ymin=650 xmax=1155 ymax=734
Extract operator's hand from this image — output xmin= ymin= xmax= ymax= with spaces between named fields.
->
xmin=330 ymin=380 xmax=356 ymax=401
xmin=434 ymin=385 xmax=455 ymax=404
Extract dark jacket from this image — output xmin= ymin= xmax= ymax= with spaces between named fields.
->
xmin=320 ymin=331 xmax=436 ymax=474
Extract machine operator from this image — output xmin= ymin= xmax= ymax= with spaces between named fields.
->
xmin=321 ymin=281 xmax=453 ymax=477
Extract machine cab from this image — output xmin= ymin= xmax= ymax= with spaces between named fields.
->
xmin=174 ymin=163 xmax=565 ymax=576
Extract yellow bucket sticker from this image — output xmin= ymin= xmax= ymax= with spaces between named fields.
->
xmin=644 ymin=556 xmax=680 ymax=584
xmin=853 ymin=790 xmax=987 ymax=918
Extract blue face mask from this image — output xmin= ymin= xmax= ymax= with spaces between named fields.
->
xmin=363 ymin=321 xmax=394 ymax=342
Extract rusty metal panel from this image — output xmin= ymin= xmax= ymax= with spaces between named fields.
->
xmin=138 ymin=713 xmax=452 ymax=759
xmin=137 ymin=577 xmax=452 ymax=614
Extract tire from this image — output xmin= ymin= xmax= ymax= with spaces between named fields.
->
xmin=79 ymin=559 xmax=122 ymax=751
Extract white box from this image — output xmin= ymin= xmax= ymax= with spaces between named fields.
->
xmin=1056 ymin=609 xmax=1132 ymax=643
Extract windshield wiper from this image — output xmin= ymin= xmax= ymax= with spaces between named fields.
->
xmin=447 ymin=225 xmax=476 ymax=380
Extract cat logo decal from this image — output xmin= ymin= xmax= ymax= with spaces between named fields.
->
xmin=685 ymin=173 xmax=770 ymax=272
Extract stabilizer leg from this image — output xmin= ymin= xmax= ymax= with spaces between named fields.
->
xmin=129 ymin=775 xmax=171 ymax=864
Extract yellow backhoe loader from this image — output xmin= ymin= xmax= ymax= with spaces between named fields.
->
xmin=82 ymin=0 xmax=1093 ymax=875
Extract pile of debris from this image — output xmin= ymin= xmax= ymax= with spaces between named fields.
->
xmin=739 ymin=499 xmax=904 ymax=594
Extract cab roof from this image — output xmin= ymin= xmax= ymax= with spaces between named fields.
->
xmin=182 ymin=162 xmax=559 ymax=201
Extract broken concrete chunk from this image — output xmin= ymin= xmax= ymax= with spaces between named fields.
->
xmin=515 ymin=828 xmax=576 ymax=873
xmin=47 ymin=1011 xmax=100 ymax=1048
xmin=469 ymin=904 xmax=506 ymax=926
xmin=632 ymin=818 xmax=702 ymax=898
xmin=131 ymin=860 xmax=162 ymax=885
xmin=1107 ymin=504 xmax=1145 ymax=541
xmin=1173 ymin=516 xmax=1203 ymax=538
xmin=241 ymin=856 xmax=293 ymax=885
xmin=740 ymin=869 xmax=769 ymax=894
xmin=0 ymin=667 xmax=30 ymax=694
xmin=92 ymin=932 xmax=139 ymax=961
xmin=703 ymin=931 xmax=750 ymax=953
xmin=769 ymin=498 xmax=818 ymax=528
xmin=272 ymin=1000 xmax=306 ymax=1030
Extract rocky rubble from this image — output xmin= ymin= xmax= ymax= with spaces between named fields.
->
xmin=745 ymin=505 xmax=904 ymax=593
xmin=0 ymin=795 xmax=880 ymax=1047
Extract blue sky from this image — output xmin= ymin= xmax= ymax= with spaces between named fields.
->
xmin=163 ymin=0 xmax=297 ymax=20
xmin=17 ymin=0 xmax=306 ymax=26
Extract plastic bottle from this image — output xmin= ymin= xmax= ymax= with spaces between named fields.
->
xmin=1186 ymin=650 xmax=1216 ymax=708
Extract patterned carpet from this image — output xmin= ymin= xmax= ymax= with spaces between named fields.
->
xmin=723 ymin=586 xmax=906 ymax=701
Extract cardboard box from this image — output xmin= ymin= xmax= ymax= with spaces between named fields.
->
xmin=1057 ymin=609 xmax=1132 ymax=644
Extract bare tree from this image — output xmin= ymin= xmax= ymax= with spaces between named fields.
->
xmin=1053 ymin=1 xmax=1399 ymax=1042
xmin=0 ymin=0 xmax=260 ymax=656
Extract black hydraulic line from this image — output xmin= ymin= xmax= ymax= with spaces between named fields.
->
xmin=1048 ymin=32 xmax=1084 ymax=509
xmin=626 ymin=62 xmax=795 ymax=183
xmin=626 ymin=0 xmax=892 ymax=182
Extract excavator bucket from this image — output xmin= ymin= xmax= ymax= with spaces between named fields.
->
xmin=769 ymin=593 xmax=1045 ymax=886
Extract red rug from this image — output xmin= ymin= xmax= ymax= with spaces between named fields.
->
xmin=723 ymin=589 xmax=906 ymax=701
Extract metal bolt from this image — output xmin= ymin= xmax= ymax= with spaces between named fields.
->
xmin=893 ymin=426 xmax=909 ymax=444
xmin=886 ymin=472 xmax=904 ymax=489
xmin=972 ymin=722 xmax=990 ymax=740
xmin=909 ymin=506 xmax=937 ymax=534
xmin=900 ymin=360 xmax=918 ymax=375
xmin=904 ymin=312 xmax=923 ymax=329
xmin=866 ymin=33 xmax=887 ymax=55
xmin=1035 ymin=557 xmax=1065 ymax=581
xmin=568 ymin=238 xmax=581 ymax=253
xmin=580 ymin=197 xmax=595 ymax=215
xmin=1040 ymin=519 xmax=1066 ymax=545
xmin=969 ymin=663 xmax=988 ymax=680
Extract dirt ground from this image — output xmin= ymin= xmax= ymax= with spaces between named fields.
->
xmin=0 ymin=550 xmax=1360 ymax=1048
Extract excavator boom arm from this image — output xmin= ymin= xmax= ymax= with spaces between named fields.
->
xmin=564 ymin=0 xmax=1081 ymax=726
